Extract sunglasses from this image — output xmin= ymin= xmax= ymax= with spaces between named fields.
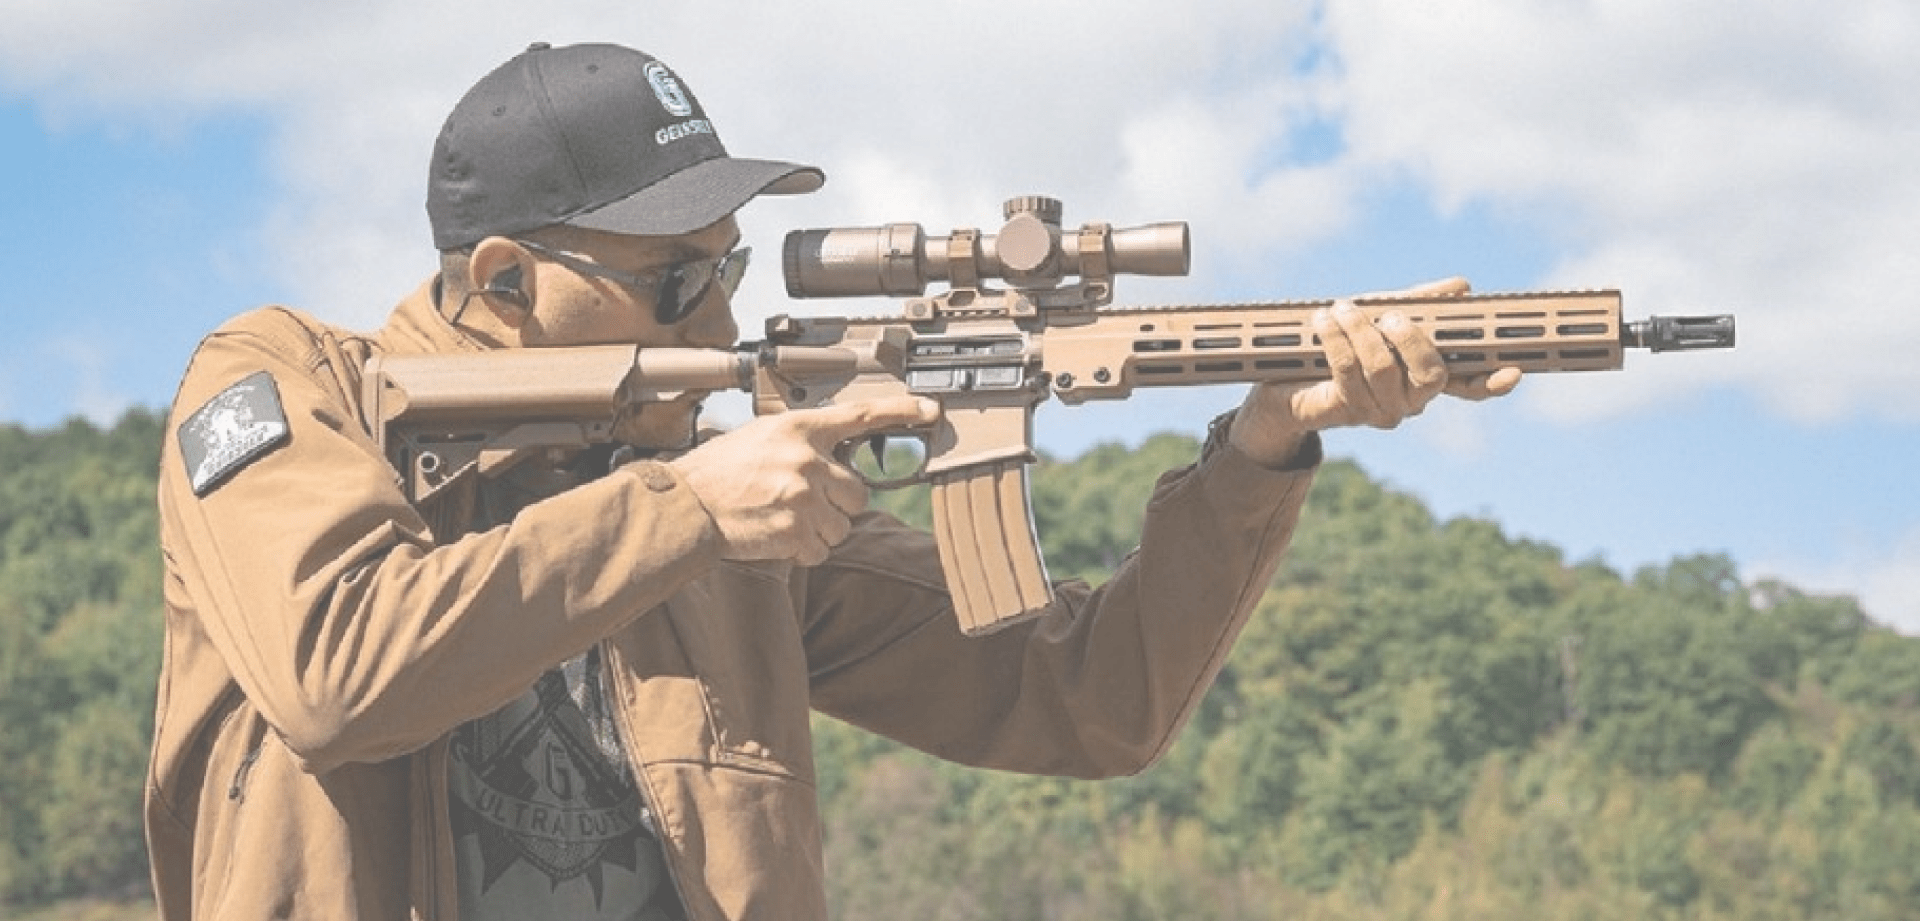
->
xmin=515 ymin=238 xmax=751 ymax=325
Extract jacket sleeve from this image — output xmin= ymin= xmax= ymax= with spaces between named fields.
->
xmin=158 ymin=311 xmax=723 ymax=773
xmin=799 ymin=425 xmax=1318 ymax=778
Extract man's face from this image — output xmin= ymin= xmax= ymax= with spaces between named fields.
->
xmin=519 ymin=215 xmax=744 ymax=446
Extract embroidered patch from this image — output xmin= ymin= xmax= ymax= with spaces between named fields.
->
xmin=179 ymin=371 xmax=291 ymax=496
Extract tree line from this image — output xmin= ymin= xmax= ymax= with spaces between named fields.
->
xmin=2 ymin=415 xmax=1916 ymax=919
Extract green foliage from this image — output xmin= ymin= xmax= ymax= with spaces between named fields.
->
xmin=1275 ymin=679 xmax=1460 ymax=889
xmin=1027 ymin=435 xmax=1199 ymax=581
xmin=0 ymin=411 xmax=164 ymax=908
xmin=40 ymin=699 xmax=152 ymax=893
xmin=1574 ymin=568 xmax=1777 ymax=778
xmin=8 ymin=414 xmax=1920 ymax=921
xmin=826 ymin=441 xmax=1920 ymax=920
xmin=1729 ymin=720 xmax=1823 ymax=814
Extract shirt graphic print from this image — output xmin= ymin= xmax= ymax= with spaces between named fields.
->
xmin=449 ymin=650 xmax=676 ymax=920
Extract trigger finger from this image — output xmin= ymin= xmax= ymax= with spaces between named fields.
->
xmin=801 ymin=397 xmax=941 ymax=451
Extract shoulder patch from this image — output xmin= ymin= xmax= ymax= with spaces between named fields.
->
xmin=179 ymin=371 xmax=292 ymax=496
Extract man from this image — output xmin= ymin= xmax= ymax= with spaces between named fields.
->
xmin=144 ymin=41 xmax=1516 ymax=921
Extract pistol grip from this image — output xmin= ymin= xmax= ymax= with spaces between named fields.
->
xmin=929 ymin=460 xmax=1053 ymax=635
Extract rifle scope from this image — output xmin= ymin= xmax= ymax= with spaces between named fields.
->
xmin=783 ymin=196 xmax=1190 ymax=299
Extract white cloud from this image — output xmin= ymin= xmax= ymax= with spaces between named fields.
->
xmin=2 ymin=0 xmax=1917 ymax=422
xmin=0 ymin=0 xmax=1332 ymax=329
xmin=1409 ymin=396 xmax=1497 ymax=461
xmin=1322 ymin=0 xmax=1920 ymax=425
xmin=1754 ymin=526 xmax=1920 ymax=635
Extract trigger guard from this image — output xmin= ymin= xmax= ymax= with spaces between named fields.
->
xmin=836 ymin=433 xmax=931 ymax=490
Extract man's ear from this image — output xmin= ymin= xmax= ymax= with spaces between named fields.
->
xmin=467 ymin=237 xmax=536 ymax=328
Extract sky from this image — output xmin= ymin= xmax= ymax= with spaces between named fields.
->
xmin=1 ymin=1 xmax=1915 ymax=630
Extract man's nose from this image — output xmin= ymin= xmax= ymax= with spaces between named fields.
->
xmin=678 ymin=284 xmax=739 ymax=349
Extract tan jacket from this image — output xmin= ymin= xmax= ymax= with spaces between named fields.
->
xmin=144 ymin=285 xmax=1319 ymax=921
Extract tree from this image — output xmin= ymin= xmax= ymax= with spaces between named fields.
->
xmin=0 ymin=411 xmax=164 ymax=905
xmin=1569 ymin=556 xmax=1778 ymax=779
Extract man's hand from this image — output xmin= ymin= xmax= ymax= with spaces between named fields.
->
xmin=671 ymin=396 xmax=941 ymax=565
xmin=1229 ymin=277 xmax=1523 ymax=465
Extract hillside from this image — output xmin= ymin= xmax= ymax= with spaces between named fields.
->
xmin=2 ymin=415 xmax=1916 ymax=919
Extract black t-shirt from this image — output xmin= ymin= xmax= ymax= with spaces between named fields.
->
xmin=449 ymin=647 xmax=680 ymax=920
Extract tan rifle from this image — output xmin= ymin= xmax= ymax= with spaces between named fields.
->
xmin=363 ymin=196 xmax=1734 ymax=635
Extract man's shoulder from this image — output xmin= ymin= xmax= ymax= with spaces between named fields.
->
xmin=201 ymin=305 xmax=360 ymax=358
xmin=164 ymin=306 xmax=390 ymax=497
xmin=170 ymin=306 xmax=377 ymax=440
xmin=180 ymin=305 xmax=386 ymax=397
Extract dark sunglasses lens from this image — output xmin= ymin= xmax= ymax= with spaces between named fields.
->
xmin=652 ymin=249 xmax=748 ymax=325
xmin=655 ymin=271 xmax=685 ymax=323
xmin=718 ymin=249 xmax=750 ymax=294
xmin=655 ymin=266 xmax=708 ymax=324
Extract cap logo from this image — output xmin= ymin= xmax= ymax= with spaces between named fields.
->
xmin=645 ymin=62 xmax=694 ymax=117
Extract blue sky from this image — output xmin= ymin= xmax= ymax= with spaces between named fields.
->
xmin=2 ymin=105 xmax=284 ymax=423
xmin=2 ymin=1 xmax=1915 ymax=629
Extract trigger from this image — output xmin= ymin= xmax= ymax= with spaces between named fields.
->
xmin=868 ymin=434 xmax=890 ymax=474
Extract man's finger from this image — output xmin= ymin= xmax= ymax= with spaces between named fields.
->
xmin=793 ymin=531 xmax=833 ymax=568
xmin=1330 ymin=303 xmax=1407 ymax=427
xmin=1398 ymin=276 xmax=1471 ymax=299
xmin=817 ymin=461 xmax=871 ymax=517
xmin=1377 ymin=311 xmax=1449 ymax=404
xmin=1357 ymin=276 xmax=1471 ymax=301
xmin=1444 ymin=367 xmax=1524 ymax=401
xmin=1291 ymin=306 xmax=1363 ymax=425
xmin=814 ymin=506 xmax=855 ymax=549
xmin=789 ymin=396 xmax=943 ymax=449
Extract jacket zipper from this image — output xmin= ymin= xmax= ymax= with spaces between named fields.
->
xmin=602 ymin=638 xmax=703 ymax=921
xmin=226 ymin=745 xmax=262 ymax=802
xmin=396 ymin=737 xmax=456 ymax=920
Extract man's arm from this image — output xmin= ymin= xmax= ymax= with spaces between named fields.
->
xmin=801 ymin=428 xmax=1317 ymax=778
xmin=160 ymin=312 xmax=724 ymax=773
xmin=801 ymin=288 xmax=1513 ymax=775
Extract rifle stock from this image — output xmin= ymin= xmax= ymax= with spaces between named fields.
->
xmin=361 ymin=345 xmax=752 ymax=510
xmin=363 ymin=196 xmax=1735 ymax=636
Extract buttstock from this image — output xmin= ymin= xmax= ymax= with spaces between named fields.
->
xmin=928 ymin=461 xmax=1052 ymax=635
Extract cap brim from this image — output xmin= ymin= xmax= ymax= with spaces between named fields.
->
xmin=564 ymin=157 xmax=825 ymax=237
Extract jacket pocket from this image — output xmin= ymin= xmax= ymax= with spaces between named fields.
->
xmin=606 ymin=572 xmax=816 ymax=783
xmin=193 ymin=706 xmax=270 ymax=911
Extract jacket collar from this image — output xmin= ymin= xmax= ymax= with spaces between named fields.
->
xmin=376 ymin=277 xmax=491 ymax=356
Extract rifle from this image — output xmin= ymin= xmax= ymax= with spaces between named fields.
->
xmin=363 ymin=196 xmax=1734 ymax=635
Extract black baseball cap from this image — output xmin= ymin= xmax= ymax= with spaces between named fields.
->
xmin=427 ymin=42 xmax=824 ymax=250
